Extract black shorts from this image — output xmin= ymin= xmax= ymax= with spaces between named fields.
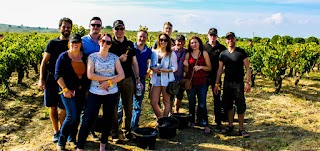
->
xmin=222 ymin=81 xmax=246 ymax=114
xmin=44 ymin=74 xmax=64 ymax=109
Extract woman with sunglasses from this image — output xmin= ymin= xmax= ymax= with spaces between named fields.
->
xmin=184 ymin=36 xmax=212 ymax=134
xmin=77 ymin=33 xmax=124 ymax=151
xmin=150 ymin=33 xmax=178 ymax=119
xmin=55 ymin=34 xmax=90 ymax=150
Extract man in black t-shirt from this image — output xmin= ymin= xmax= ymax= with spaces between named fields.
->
xmin=204 ymin=28 xmax=227 ymax=131
xmin=109 ymin=20 xmax=140 ymax=141
xmin=214 ymin=32 xmax=251 ymax=138
xmin=38 ymin=17 xmax=72 ymax=143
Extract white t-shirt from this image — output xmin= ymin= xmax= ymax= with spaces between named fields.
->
xmin=88 ymin=52 xmax=119 ymax=95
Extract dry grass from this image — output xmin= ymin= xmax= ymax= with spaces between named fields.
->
xmin=1 ymin=70 xmax=320 ymax=151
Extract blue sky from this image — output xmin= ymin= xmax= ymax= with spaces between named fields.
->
xmin=1 ymin=0 xmax=320 ymax=38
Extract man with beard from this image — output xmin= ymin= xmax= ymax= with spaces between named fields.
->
xmin=38 ymin=17 xmax=72 ymax=143
xmin=110 ymin=20 xmax=140 ymax=142
xmin=204 ymin=28 xmax=227 ymax=131
xmin=214 ymin=32 xmax=251 ymax=138
xmin=131 ymin=29 xmax=152 ymax=130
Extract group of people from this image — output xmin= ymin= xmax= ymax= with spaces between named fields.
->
xmin=38 ymin=17 xmax=251 ymax=151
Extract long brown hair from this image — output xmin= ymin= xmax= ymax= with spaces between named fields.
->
xmin=157 ymin=32 xmax=172 ymax=54
xmin=187 ymin=36 xmax=204 ymax=53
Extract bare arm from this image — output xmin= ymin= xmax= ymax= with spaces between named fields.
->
xmin=215 ymin=61 xmax=224 ymax=84
xmin=38 ymin=52 xmax=51 ymax=90
xmin=243 ymin=57 xmax=252 ymax=92
xmin=183 ymin=52 xmax=189 ymax=73
xmin=132 ymin=56 xmax=140 ymax=79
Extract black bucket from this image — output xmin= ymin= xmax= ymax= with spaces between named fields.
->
xmin=157 ymin=117 xmax=179 ymax=139
xmin=132 ymin=127 xmax=158 ymax=149
xmin=171 ymin=113 xmax=191 ymax=129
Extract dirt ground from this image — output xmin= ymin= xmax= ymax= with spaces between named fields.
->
xmin=1 ymin=70 xmax=320 ymax=151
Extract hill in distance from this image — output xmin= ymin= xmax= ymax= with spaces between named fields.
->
xmin=0 ymin=23 xmax=58 ymax=33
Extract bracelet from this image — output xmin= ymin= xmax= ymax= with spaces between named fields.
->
xmin=58 ymin=87 xmax=69 ymax=94
xmin=136 ymin=77 xmax=140 ymax=80
xmin=107 ymin=80 xmax=113 ymax=87
xmin=215 ymin=84 xmax=221 ymax=90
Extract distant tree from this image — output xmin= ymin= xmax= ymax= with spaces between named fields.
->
xmin=305 ymin=36 xmax=318 ymax=44
xmin=72 ymin=24 xmax=88 ymax=37
xmin=293 ymin=37 xmax=305 ymax=44
xmin=139 ymin=25 xmax=148 ymax=31
xmin=261 ymin=38 xmax=270 ymax=44
xmin=104 ymin=26 xmax=112 ymax=29
xmin=173 ymin=30 xmax=178 ymax=33
xmin=282 ymin=35 xmax=293 ymax=44
xmin=271 ymin=35 xmax=281 ymax=44
xmin=252 ymin=37 xmax=261 ymax=43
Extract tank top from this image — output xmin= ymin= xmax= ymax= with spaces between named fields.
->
xmin=186 ymin=52 xmax=207 ymax=85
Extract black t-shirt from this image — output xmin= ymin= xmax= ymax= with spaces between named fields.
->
xmin=204 ymin=41 xmax=227 ymax=79
xmin=45 ymin=37 xmax=69 ymax=73
xmin=109 ymin=36 xmax=135 ymax=78
xmin=219 ymin=47 xmax=248 ymax=82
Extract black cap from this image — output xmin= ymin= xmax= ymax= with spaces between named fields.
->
xmin=226 ymin=32 xmax=236 ymax=38
xmin=113 ymin=20 xmax=125 ymax=28
xmin=176 ymin=34 xmax=185 ymax=41
xmin=208 ymin=28 xmax=218 ymax=35
xmin=69 ymin=34 xmax=82 ymax=43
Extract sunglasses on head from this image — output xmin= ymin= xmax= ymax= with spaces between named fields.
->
xmin=91 ymin=24 xmax=101 ymax=27
xmin=159 ymin=38 xmax=168 ymax=42
xmin=115 ymin=27 xmax=125 ymax=31
xmin=101 ymin=39 xmax=112 ymax=45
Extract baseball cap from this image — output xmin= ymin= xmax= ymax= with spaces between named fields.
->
xmin=113 ymin=20 xmax=125 ymax=28
xmin=69 ymin=34 xmax=82 ymax=43
xmin=176 ymin=34 xmax=185 ymax=41
xmin=226 ymin=32 xmax=236 ymax=38
xmin=208 ymin=28 xmax=218 ymax=35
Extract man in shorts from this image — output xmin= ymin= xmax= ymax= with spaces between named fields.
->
xmin=214 ymin=32 xmax=251 ymax=138
xmin=38 ymin=17 xmax=72 ymax=142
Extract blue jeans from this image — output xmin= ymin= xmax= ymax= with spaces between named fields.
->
xmin=187 ymin=84 xmax=209 ymax=126
xmin=131 ymin=78 xmax=146 ymax=129
xmin=58 ymin=88 xmax=85 ymax=146
xmin=77 ymin=92 xmax=117 ymax=149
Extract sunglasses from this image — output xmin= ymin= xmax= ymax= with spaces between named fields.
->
xmin=91 ymin=24 xmax=101 ymax=28
xmin=115 ymin=27 xmax=125 ymax=31
xmin=71 ymin=41 xmax=81 ymax=44
xmin=159 ymin=38 xmax=168 ymax=42
xmin=210 ymin=34 xmax=217 ymax=37
xmin=101 ymin=39 xmax=112 ymax=45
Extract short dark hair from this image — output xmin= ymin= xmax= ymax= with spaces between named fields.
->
xmin=138 ymin=29 xmax=148 ymax=36
xmin=59 ymin=17 xmax=72 ymax=27
xmin=90 ymin=17 xmax=102 ymax=24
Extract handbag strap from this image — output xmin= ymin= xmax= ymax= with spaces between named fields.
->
xmin=189 ymin=51 xmax=201 ymax=81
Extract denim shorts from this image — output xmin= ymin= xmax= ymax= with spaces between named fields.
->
xmin=44 ymin=74 xmax=65 ymax=109
xmin=152 ymin=76 xmax=162 ymax=87
xmin=222 ymin=81 xmax=246 ymax=114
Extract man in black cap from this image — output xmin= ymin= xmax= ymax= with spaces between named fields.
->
xmin=214 ymin=32 xmax=251 ymax=138
xmin=204 ymin=28 xmax=227 ymax=131
xmin=109 ymin=20 xmax=140 ymax=141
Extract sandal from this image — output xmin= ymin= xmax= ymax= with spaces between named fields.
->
xmin=222 ymin=125 xmax=234 ymax=134
xmin=239 ymin=129 xmax=250 ymax=138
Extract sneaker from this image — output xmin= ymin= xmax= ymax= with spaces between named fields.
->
xmin=52 ymin=131 xmax=59 ymax=143
xmin=215 ymin=125 xmax=223 ymax=132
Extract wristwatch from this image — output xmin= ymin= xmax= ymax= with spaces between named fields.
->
xmin=246 ymin=82 xmax=251 ymax=85
xmin=136 ymin=77 xmax=140 ymax=80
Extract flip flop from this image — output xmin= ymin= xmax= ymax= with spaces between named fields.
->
xmin=239 ymin=129 xmax=250 ymax=138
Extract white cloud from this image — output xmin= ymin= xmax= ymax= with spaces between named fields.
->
xmin=264 ymin=13 xmax=284 ymax=25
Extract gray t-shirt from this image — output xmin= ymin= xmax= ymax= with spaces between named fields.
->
xmin=88 ymin=52 xmax=119 ymax=95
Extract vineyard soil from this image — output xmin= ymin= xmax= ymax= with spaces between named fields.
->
xmin=1 ymin=70 xmax=320 ymax=151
